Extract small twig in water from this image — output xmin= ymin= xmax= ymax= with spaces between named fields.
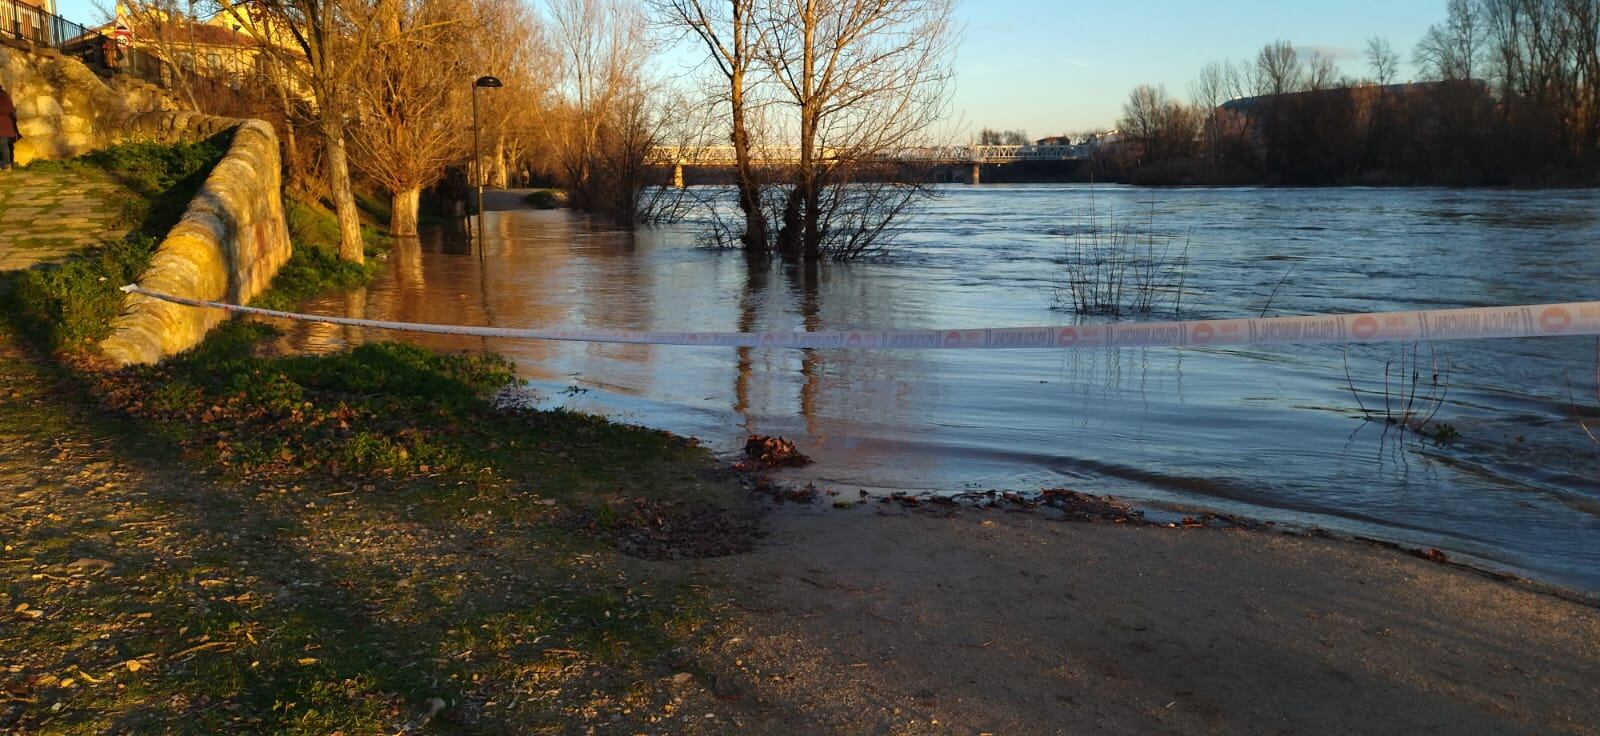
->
xmin=1260 ymin=264 xmax=1296 ymax=318
xmin=1344 ymin=347 xmax=1368 ymax=416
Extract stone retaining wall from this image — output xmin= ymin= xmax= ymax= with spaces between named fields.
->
xmin=0 ymin=44 xmax=175 ymax=163
xmin=98 ymin=113 xmax=292 ymax=365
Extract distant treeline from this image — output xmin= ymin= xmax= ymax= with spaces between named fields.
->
xmin=1106 ymin=0 xmax=1600 ymax=186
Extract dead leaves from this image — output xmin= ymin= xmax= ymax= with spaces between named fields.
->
xmin=736 ymin=435 xmax=811 ymax=471
xmin=563 ymin=497 xmax=761 ymax=560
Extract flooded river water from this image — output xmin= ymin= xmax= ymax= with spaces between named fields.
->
xmin=275 ymin=185 xmax=1600 ymax=591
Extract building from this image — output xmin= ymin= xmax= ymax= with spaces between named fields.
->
xmin=89 ymin=4 xmax=306 ymax=95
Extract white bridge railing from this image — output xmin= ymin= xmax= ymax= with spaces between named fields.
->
xmin=649 ymin=144 xmax=1087 ymax=165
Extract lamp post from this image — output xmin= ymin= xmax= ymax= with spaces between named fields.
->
xmin=471 ymin=75 xmax=503 ymax=256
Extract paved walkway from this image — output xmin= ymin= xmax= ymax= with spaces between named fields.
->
xmin=0 ymin=168 xmax=133 ymax=271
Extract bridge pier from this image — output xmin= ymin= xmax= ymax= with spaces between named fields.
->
xmin=968 ymin=162 xmax=981 ymax=185
xmin=672 ymin=163 xmax=685 ymax=189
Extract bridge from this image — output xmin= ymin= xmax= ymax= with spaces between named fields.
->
xmin=649 ymin=144 xmax=1088 ymax=185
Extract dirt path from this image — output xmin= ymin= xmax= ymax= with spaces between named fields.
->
xmin=671 ymin=507 xmax=1600 ymax=735
xmin=0 ymin=168 xmax=132 ymax=270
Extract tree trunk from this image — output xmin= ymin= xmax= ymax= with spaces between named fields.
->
xmin=727 ymin=9 xmax=767 ymax=254
xmin=275 ymin=70 xmax=299 ymax=184
xmin=732 ymin=99 xmax=767 ymax=252
xmin=390 ymin=186 xmax=421 ymax=237
xmin=492 ymin=137 xmax=508 ymax=188
xmin=783 ymin=3 xmax=818 ymax=263
xmin=776 ymin=186 xmax=803 ymax=260
xmin=321 ymin=114 xmax=366 ymax=264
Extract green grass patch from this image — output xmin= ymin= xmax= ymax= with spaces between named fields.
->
xmin=247 ymin=200 xmax=381 ymax=312
xmin=0 ymin=236 xmax=161 ymax=353
xmin=94 ymin=320 xmax=728 ymax=504
xmin=22 ymin=134 xmax=231 ymax=235
xmin=0 ymin=137 xmax=232 ymax=354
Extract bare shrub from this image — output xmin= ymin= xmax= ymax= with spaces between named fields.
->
xmin=1345 ymin=343 xmax=1456 ymax=440
xmin=1051 ymin=203 xmax=1190 ymax=317
xmin=1567 ymin=338 xmax=1599 ymax=447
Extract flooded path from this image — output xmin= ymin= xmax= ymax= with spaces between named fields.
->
xmin=275 ymin=185 xmax=1600 ymax=591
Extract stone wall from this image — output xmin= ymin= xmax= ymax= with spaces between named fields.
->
xmin=98 ymin=113 xmax=293 ymax=365
xmin=0 ymin=44 xmax=175 ymax=164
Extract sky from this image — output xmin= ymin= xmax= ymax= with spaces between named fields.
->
xmin=949 ymin=0 xmax=1444 ymax=136
xmin=52 ymin=0 xmax=1448 ymax=138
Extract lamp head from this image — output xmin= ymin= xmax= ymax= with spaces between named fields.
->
xmin=475 ymin=76 xmax=503 ymax=88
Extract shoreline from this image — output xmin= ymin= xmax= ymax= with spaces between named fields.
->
xmin=740 ymin=472 xmax=1600 ymax=610
xmin=665 ymin=503 xmax=1600 ymax=735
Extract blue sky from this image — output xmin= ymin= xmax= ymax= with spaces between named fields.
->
xmin=952 ymin=0 xmax=1445 ymax=135
xmin=54 ymin=0 xmax=1447 ymax=136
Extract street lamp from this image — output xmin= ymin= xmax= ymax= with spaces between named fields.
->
xmin=471 ymin=75 xmax=503 ymax=256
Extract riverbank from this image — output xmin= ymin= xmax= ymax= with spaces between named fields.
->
xmin=4 ymin=167 xmax=1598 ymax=732
xmin=689 ymin=506 xmax=1600 ymax=735
xmin=4 ymin=331 xmax=1596 ymax=733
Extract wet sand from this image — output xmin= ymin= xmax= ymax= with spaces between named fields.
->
xmin=661 ymin=507 xmax=1600 ymax=735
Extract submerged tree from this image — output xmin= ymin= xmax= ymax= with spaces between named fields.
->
xmin=652 ymin=0 xmax=770 ymax=252
xmin=544 ymin=0 xmax=672 ymax=224
xmin=758 ymin=0 xmax=957 ymax=261
xmin=347 ymin=0 xmax=473 ymax=236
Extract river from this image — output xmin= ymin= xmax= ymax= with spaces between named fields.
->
xmin=273 ymin=184 xmax=1600 ymax=592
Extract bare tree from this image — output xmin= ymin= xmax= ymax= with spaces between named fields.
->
xmin=652 ymin=0 xmax=770 ymax=252
xmin=1305 ymin=50 xmax=1339 ymax=91
xmin=545 ymin=0 xmax=668 ymax=224
xmin=215 ymin=0 xmax=378 ymax=263
xmin=1119 ymin=84 xmax=1199 ymax=163
xmin=1366 ymin=35 xmax=1401 ymax=84
xmin=1256 ymin=39 xmax=1305 ymax=96
xmin=347 ymin=0 xmax=476 ymax=236
xmin=117 ymin=0 xmax=206 ymax=110
xmin=757 ymin=0 xmax=957 ymax=261
xmin=1191 ymin=60 xmax=1233 ymax=162
xmin=1415 ymin=0 xmax=1481 ymax=81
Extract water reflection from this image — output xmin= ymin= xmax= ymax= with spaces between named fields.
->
xmin=269 ymin=186 xmax=1600 ymax=592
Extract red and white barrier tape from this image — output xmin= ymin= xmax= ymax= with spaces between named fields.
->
xmin=121 ymin=285 xmax=1600 ymax=350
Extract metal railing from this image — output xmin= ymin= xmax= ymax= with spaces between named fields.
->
xmin=2 ymin=0 xmax=99 ymax=49
xmin=117 ymin=45 xmax=170 ymax=87
xmin=0 ymin=0 xmax=175 ymax=89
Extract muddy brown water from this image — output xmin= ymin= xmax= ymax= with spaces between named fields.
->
xmin=272 ymin=185 xmax=1600 ymax=592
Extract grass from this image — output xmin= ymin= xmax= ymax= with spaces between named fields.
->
xmin=0 ymin=195 xmax=383 ymax=353
xmin=248 ymin=200 xmax=384 ymax=312
xmin=21 ymin=134 xmax=232 ymax=236
xmin=0 ymin=136 xmax=231 ymax=353
xmin=1344 ymin=342 xmax=1456 ymax=441
xmin=2 ymin=236 xmax=161 ymax=353
xmin=0 ymin=142 xmax=755 ymax=734
xmin=0 ymin=327 xmax=739 ymax=733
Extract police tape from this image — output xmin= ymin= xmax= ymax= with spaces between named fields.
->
xmin=120 ymin=285 xmax=1600 ymax=350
